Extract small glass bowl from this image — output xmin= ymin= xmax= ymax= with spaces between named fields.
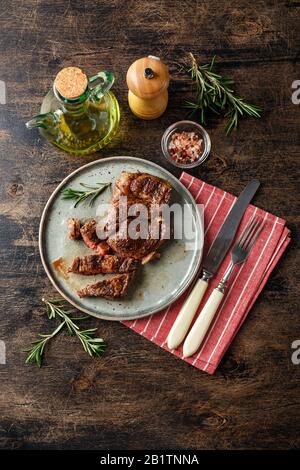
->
xmin=161 ymin=120 xmax=211 ymax=169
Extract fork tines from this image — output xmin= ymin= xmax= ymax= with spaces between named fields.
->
xmin=238 ymin=214 xmax=264 ymax=252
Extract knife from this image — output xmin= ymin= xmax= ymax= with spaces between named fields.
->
xmin=167 ymin=179 xmax=260 ymax=351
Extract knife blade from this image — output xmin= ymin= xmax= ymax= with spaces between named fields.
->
xmin=167 ymin=179 xmax=260 ymax=351
xmin=202 ymin=179 xmax=260 ymax=280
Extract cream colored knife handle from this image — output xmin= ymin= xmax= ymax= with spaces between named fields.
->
xmin=183 ymin=288 xmax=224 ymax=358
xmin=167 ymin=279 xmax=208 ymax=350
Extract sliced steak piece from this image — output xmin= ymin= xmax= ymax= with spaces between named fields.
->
xmin=80 ymin=219 xmax=110 ymax=255
xmin=80 ymin=219 xmax=100 ymax=250
xmin=67 ymin=218 xmax=81 ymax=240
xmin=113 ymin=171 xmax=172 ymax=205
xmin=68 ymin=254 xmax=139 ymax=275
xmin=77 ymin=272 xmax=136 ymax=299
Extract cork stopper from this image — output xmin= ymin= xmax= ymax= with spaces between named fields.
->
xmin=54 ymin=67 xmax=88 ymax=99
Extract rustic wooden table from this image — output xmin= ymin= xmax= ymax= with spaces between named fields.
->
xmin=0 ymin=0 xmax=299 ymax=451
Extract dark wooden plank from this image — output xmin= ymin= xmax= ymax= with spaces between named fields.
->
xmin=0 ymin=0 xmax=299 ymax=450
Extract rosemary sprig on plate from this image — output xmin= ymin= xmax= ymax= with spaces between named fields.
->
xmin=185 ymin=53 xmax=262 ymax=135
xmin=61 ymin=182 xmax=111 ymax=207
xmin=25 ymin=298 xmax=106 ymax=367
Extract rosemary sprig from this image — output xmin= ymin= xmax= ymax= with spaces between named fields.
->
xmin=24 ymin=298 xmax=106 ymax=367
xmin=61 ymin=182 xmax=111 ymax=207
xmin=43 ymin=299 xmax=106 ymax=357
xmin=185 ymin=53 xmax=262 ymax=135
xmin=25 ymin=321 xmax=66 ymax=368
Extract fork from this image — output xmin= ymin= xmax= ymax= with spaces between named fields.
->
xmin=183 ymin=215 xmax=264 ymax=358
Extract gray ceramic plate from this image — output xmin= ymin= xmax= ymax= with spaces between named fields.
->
xmin=39 ymin=156 xmax=203 ymax=320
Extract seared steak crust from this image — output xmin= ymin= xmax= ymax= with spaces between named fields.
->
xmin=104 ymin=197 xmax=153 ymax=237
xmin=68 ymin=254 xmax=139 ymax=275
xmin=68 ymin=218 xmax=81 ymax=240
xmin=113 ymin=171 xmax=172 ymax=205
xmin=77 ymin=272 xmax=135 ymax=299
xmin=107 ymin=217 xmax=168 ymax=262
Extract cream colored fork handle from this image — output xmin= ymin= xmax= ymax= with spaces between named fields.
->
xmin=183 ymin=288 xmax=224 ymax=358
xmin=167 ymin=279 xmax=208 ymax=350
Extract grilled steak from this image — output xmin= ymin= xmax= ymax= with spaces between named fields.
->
xmin=104 ymin=172 xmax=172 ymax=263
xmin=80 ymin=219 xmax=110 ymax=255
xmin=104 ymin=197 xmax=153 ymax=237
xmin=68 ymin=254 xmax=139 ymax=275
xmin=77 ymin=272 xmax=135 ymax=299
xmin=67 ymin=172 xmax=172 ymax=300
xmin=67 ymin=218 xmax=81 ymax=240
xmin=107 ymin=217 xmax=168 ymax=263
xmin=112 ymin=171 xmax=172 ymax=205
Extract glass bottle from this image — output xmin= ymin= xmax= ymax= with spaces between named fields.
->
xmin=26 ymin=67 xmax=120 ymax=155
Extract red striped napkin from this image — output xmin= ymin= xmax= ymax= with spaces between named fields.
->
xmin=123 ymin=173 xmax=290 ymax=374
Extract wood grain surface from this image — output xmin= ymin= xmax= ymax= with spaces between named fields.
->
xmin=0 ymin=0 xmax=299 ymax=450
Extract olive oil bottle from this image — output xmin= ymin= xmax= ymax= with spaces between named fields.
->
xmin=26 ymin=67 xmax=120 ymax=155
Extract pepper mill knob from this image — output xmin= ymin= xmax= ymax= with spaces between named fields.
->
xmin=126 ymin=56 xmax=170 ymax=120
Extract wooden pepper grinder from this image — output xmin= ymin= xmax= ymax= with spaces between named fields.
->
xmin=126 ymin=55 xmax=170 ymax=120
